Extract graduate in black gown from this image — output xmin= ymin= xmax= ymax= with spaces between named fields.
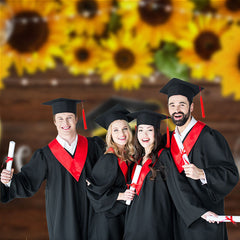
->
xmin=123 ymin=110 xmax=175 ymax=240
xmin=124 ymin=110 xmax=220 ymax=240
xmin=0 ymin=98 xmax=104 ymax=240
xmin=159 ymin=78 xmax=239 ymax=240
xmin=87 ymin=104 xmax=136 ymax=240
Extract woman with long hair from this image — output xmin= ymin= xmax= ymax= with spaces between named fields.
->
xmin=87 ymin=104 xmax=135 ymax=240
xmin=124 ymin=110 xmax=219 ymax=240
xmin=123 ymin=110 xmax=174 ymax=240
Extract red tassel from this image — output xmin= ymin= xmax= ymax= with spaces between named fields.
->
xmin=135 ymin=125 xmax=137 ymax=133
xmin=82 ymin=104 xmax=88 ymax=130
xmin=166 ymin=125 xmax=170 ymax=148
xmin=200 ymin=94 xmax=205 ymax=119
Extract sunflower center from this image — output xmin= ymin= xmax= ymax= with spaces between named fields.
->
xmin=194 ymin=31 xmax=221 ymax=60
xmin=75 ymin=48 xmax=89 ymax=62
xmin=8 ymin=11 xmax=49 ymax=53
xmin=114 ymin=48 xmax=135 ymax=69
xmin=138 ymin=0 xmax=172 ymax=26
xmin=225 ymin=0 xmax=240 ymax=11
xmin=76 ymin=0 xmax=98 ymax=18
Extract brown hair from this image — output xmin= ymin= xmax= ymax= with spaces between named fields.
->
xmin=134 ymin=125 xmax=165 ymax=180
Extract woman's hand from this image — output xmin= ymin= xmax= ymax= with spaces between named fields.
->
xmin=117 ymin=189 xmax=135 ymax=201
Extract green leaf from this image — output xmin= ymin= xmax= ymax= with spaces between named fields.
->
xmin=108 ymin=13 xmax=121 ymax=33
xmin=154 ymin=43 xmax=190 ymax=81
xmin=190 ymin=0 xmax=210 ymax=11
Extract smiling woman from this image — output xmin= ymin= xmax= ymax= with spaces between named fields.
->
xmin=87 ymin=104 xmax=135 ymax=240
xmin=110 ymin=120 xmax=130 ymax=149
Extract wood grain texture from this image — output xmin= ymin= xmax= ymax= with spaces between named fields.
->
xmin=0 ymin=72 xmax=240 ymax=239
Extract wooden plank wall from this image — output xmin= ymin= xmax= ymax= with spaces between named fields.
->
xmin=0 ymin=70 xmax=240 ymax=239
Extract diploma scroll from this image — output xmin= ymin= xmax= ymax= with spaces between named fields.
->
xmin=173 ymin=131 xmax=190 ymax=165
xmin=207 ymin=215 xmax=240 ymax=223
xmin=126 ymin=165 xmax=142 ymax=205
xmin=6 ymin=141 xmax=15 ymax=171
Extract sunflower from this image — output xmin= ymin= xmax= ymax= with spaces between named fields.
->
xmin=98 ymin=30 xmax=153 ymax=90
xmin=63 ymin=35 xmax=101 ymax=75
xmin=177 ymin=14 xmax=230 ymax=81
xmin=210 ymin=0 xmax=240 ymax=22
xmin=60 ymin=0 xmax=113 ymax=36
xmin=0 ymin=49 xmax=10 ymax=89
xmin=117 ymin=0 xmax=194 ymax=48
xmin=0 ymin=0 xmax=68 ymax=76
xmin=212 ymin=24 xmax=240 ymax=100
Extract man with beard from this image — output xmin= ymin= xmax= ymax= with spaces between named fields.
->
xmin=159 ymin=78 xmax=239 ymax=240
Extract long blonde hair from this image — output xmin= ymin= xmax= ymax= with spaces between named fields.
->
xmin=105 ymin=120 xmax=135 ymax=163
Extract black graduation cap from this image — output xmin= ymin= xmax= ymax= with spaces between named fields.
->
xmin=42 ymin=98 xmax=83 ymax=114
xmin=43 ymin=98 xmax=88 ymax=129
xmin=159 ymin=78 xmax=204 ymax=103
xmin=128 ymin=110 xmax=169 ymax=128
xmin=159 ymin=78 xmax=206 ymax=118
xmin=80 ymin=96 xmax=160 ymax=132
xmin=95 ymin=104 xmax=134 ymax=130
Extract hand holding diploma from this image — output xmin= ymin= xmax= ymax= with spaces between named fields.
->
xmin=183 ymin=164 xmax=206 ymax=180
xmin=126 ymin=165 xmax=142 ymax=205
xmin=117 ymin=189 xmax=135 ymax=202
xmin=206 ymin=215 xmax=240 ymax=224
xmin=0 ymin=141 xmax=15 ymax=185
xmin=0 ymin=169 xmax=14 ymax=185
xmin=6 ymin=141 xmax=15 ymax=171
xmin=173 ymin=131 xmax=190 ymax=165
xmin=201 ymin=211 xmax=219 ymax=223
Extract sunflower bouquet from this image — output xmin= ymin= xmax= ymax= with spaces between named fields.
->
xmin=0 ymin=0 xmax=240 ymax=99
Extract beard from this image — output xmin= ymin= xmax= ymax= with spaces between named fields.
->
xmin=171 ymin=109 xmax=191 ymax=126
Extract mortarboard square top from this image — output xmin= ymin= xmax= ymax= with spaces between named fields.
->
xmin=127 ymin=110 xmax=169 ymax=128
xmin=95 ymin=104 xmax=134 ymax=130
xmin=42 ymin=98 xmax=83 ymax=115
xmin=80 ymin=96 xmax=159 ymax=131
xmin=159 ymin=78 xmax=204 ymax=103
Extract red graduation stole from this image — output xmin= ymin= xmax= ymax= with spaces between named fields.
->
xmin=131 ymin=149 xmax=164 ymax=195
xmin=170 ymin=121 xmax=206 ymax=173
xmin=48 ymin=135 xmax=88 ymax=181
xmin=107 ymin=147 xmax=128 ymax=183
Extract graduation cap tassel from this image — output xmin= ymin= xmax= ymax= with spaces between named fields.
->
xmin=199 ymin=87 xmax=205 ymax=119
xmin=166 ymin=118 xmax=170 ymax=148
xmin=82 ymin=103 xmax=88 ymax=130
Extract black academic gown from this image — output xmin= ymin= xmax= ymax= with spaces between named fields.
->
xmin=123 ymin=156 xmax=174 ymax=240
xmin=165 ymin=124 xmax=239 ymax=240
xmin=1 ymin=136 xmax=104 ymax=240
xmin=87 ymin=153 xmax=128 ymax=240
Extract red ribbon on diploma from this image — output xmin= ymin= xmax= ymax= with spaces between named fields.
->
xmin=180 ymin=148 xmax=189 ymax=165
xmin=127 ymin=183 xmax=139 ymax=189
xmin=225 ymin=216 xmax=236 ymax=225
xmin=6 ymin=157 xmax=13 ymax=163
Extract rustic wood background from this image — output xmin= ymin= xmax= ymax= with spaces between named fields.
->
xmin=0 ymin=68 xmax=240 ymax=239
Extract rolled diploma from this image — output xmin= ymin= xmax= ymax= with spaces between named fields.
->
xmin=207 ymin=215 xmax=240 ymax=222
xmin=174 ymin=131 xmax=190 ymax=165
xmin=126 ymin=165 xmax=142 ymax=205
xmin=6 ymin=141 xmax=15 ymax=171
